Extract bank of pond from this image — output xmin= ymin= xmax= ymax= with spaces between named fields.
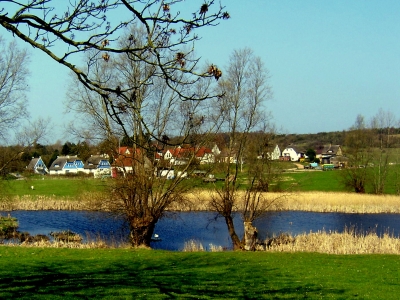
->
xmin=2 ymin=210 xmax=400 ymax=251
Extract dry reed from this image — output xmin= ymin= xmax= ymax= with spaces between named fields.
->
xmin=2 ymin=191 xmax=400 ymax=214
xmin=3 ymin=239 xmax=111 ymax=249
xmin=264 ymin=229 xmax=400 ymax=254
xmin=183 ymin=239 xmax=205 ymax=252
xmin=182 ymin=239 xmax=224 ymax=252
xmin=281 ymin=192 xmax=400 ymax=213
xmin=181 ymin=191 xmax=400 ymax=214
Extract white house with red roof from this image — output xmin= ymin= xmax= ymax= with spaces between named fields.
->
xmin=163 ymin=146 xmax=215 ymax=165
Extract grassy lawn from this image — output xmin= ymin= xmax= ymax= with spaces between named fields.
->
xmin=0 ymin=247 xmax=399 ymax=299
xmin=1 ymin=176 xmax=107 ymax=198
xmin=281 ymin=170 xmax=345 ymax=192
xmin=2 ymin=161 xmax=400 ymax=198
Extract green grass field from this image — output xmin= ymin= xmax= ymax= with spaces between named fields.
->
xmin=281 ymin=170 xmax=344 ymax=192
xmin=1 ymin=176 xmax=107 ymax=198
xmin=0 ymin=247 xmax=399 ymax=299
xmin=2 ymin=160 xmax=400 ymax=198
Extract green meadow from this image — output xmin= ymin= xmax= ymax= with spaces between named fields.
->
xmin=0 ymin=247 xmax=399 ymax=299
xmin=3 ymin=165 xmax=400 ymax=198
xmin=1 ymin=167 xmax=400 ymax=298
xmin=1 ymin=176 xmax=107 ymax=198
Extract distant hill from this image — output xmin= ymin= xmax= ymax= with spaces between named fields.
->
xmin=273 ymin=131 xmax=346 ymax=151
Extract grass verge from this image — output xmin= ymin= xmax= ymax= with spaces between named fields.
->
xmin=0 ymin=247 xmax=399 ymax=299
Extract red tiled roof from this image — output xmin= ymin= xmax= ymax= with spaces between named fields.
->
xmin=164 ymin=146 xmax=212 ymax=159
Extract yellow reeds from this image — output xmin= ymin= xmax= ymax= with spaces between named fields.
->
xmin=281 ymin=192 xmax=400 ymax=213
xmin=265 ymin=230 xmax=400 ymax=254
xmin=2 ymin=191 xmax=400 ymax=213
xmin=181 ymin=191 xmax=400 ymax=213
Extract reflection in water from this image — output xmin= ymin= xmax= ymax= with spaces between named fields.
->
xmin=4 ymin=210 xmax=400 ymax=251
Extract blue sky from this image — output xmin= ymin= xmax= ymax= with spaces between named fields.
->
xmin=3 ymin=0 xmax=400 ymax=140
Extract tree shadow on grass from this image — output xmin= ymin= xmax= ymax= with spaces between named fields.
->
xmin=0 ymin=253 xmax=347 ymax=299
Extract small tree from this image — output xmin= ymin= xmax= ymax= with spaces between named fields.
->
xmin=208 ymin=48 xmax=273 ymax=250
xmin=306 ymin=148 xmax=316 ymax=162
xmin=0 ymin=37 xmax=30 ymax=141
xmin=341 ymin=115 xmax=374 ymax=193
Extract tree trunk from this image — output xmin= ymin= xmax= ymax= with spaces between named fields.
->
xmin=244 ymin=221 xmax=258 ymax=251
xmin=129 ymin=219 xmax=156 ymax=248
xmin=224 ymin=215 xmax=242 ymax=250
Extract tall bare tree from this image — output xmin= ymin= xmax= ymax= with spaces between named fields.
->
xmin=209 ymin=48 xmax=273 ymax=250
xmin=370 ymin=108 xmax=397 ymax=148
xmin=56 ymin=10 xmax=225 ymax=246
xmin=0 ymin=37 xmax=30 ymax=141
xmin=368 ymin=108 xmax=397 ymax=194
xmin=0 ymin=117 xmax=52 ymax=176
xmin=342 ymin=115 xmax=374 ymax=193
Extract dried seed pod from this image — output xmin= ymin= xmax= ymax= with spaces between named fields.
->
xmin=208 ymin=65 xmax=215 ymax=75
xmin=200 ymin=4 xmax=208 ymax=15
xmin=102 ymin=52 xmax=110 ymax=62
xmin=176 ymin=52 xmax=185 ymax=60
xmin=214 ymin=69 xmax=222 ymax=80
xmin=222 ymin=12 xmax=230 ymax=19
xmin=101 ymin=39 xmax=109 ymax=47
xmin=184 ymin=24 xmax=193 ymax=34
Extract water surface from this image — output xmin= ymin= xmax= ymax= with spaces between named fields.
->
xmin=4 ymin=210 xmax=400 ymax=251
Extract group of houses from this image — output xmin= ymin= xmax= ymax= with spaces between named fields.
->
xmin=26 ymin=145 xmax=220 ymax=177
xmin=279 ymin=144 xmax=343 ymax=164
xmin=26 ymin=143 xmax=345 ymax=177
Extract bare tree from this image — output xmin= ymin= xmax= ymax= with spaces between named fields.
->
xmin=0 ymin=117 xmax=52 ymax=176
xmin=0 ymin=37 xmax=30 ymax=141
xmin=368 ymin=108 xmax=397 ymax=194
xmin=209 ymin=48 xmax=273 ymax=250
xmin=0 ymin=1 xmax=229 ymax=247
xmin=63 ymin=22 xmax=220 ymax=247
xmin=370 ymin=108 xmax=397 ymax=148
xmin=341 ymin=115 xmax=374 ymax=193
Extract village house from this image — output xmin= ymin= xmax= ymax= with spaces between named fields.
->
xmin=112 ymin=146 xmax=152 ymax=177
xmin=83 ymin=154 xmax=111 ymax=177
xmin=49 ymin=155 xmax=84 ymax=175
xmin=218 ymin=149 xmax=241 ymax=164
xmin=26 ymin=156 xmax=49 ymax=174
xmin=317 ymin=144 xmax=344 ymax=165
xmin=281 ymin=146 xmax=305 ymax=162
xmin=266 ymin=145 xmax=281 ymax=160
xmin=163 ymin=146 xmax=215 ymax=166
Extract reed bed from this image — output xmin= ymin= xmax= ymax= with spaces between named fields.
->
xmin=182 ymin=191 xmax=400 ymax=213
xmin=5 ymin=231 xmax=400 ymax=254
xmin=0 ymin=192 xmax=110 ymax=211
xmin=180 ymin=231 xmax=400 ymax=254
xmin=4 ymin=240 xmax=112 ymax=249
xmin=182 ymin=239 xmax=224 ymax=252
xmin=1 ymin=191 xmax=400 ymax=213
xmin=264 ymin=230 xmax=400 ymax=254
xmin=282 ymin=191 xmax=400 ymax=213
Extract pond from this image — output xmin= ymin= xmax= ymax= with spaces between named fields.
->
xmin=4 ymin=210 xmax=400 ymax=251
